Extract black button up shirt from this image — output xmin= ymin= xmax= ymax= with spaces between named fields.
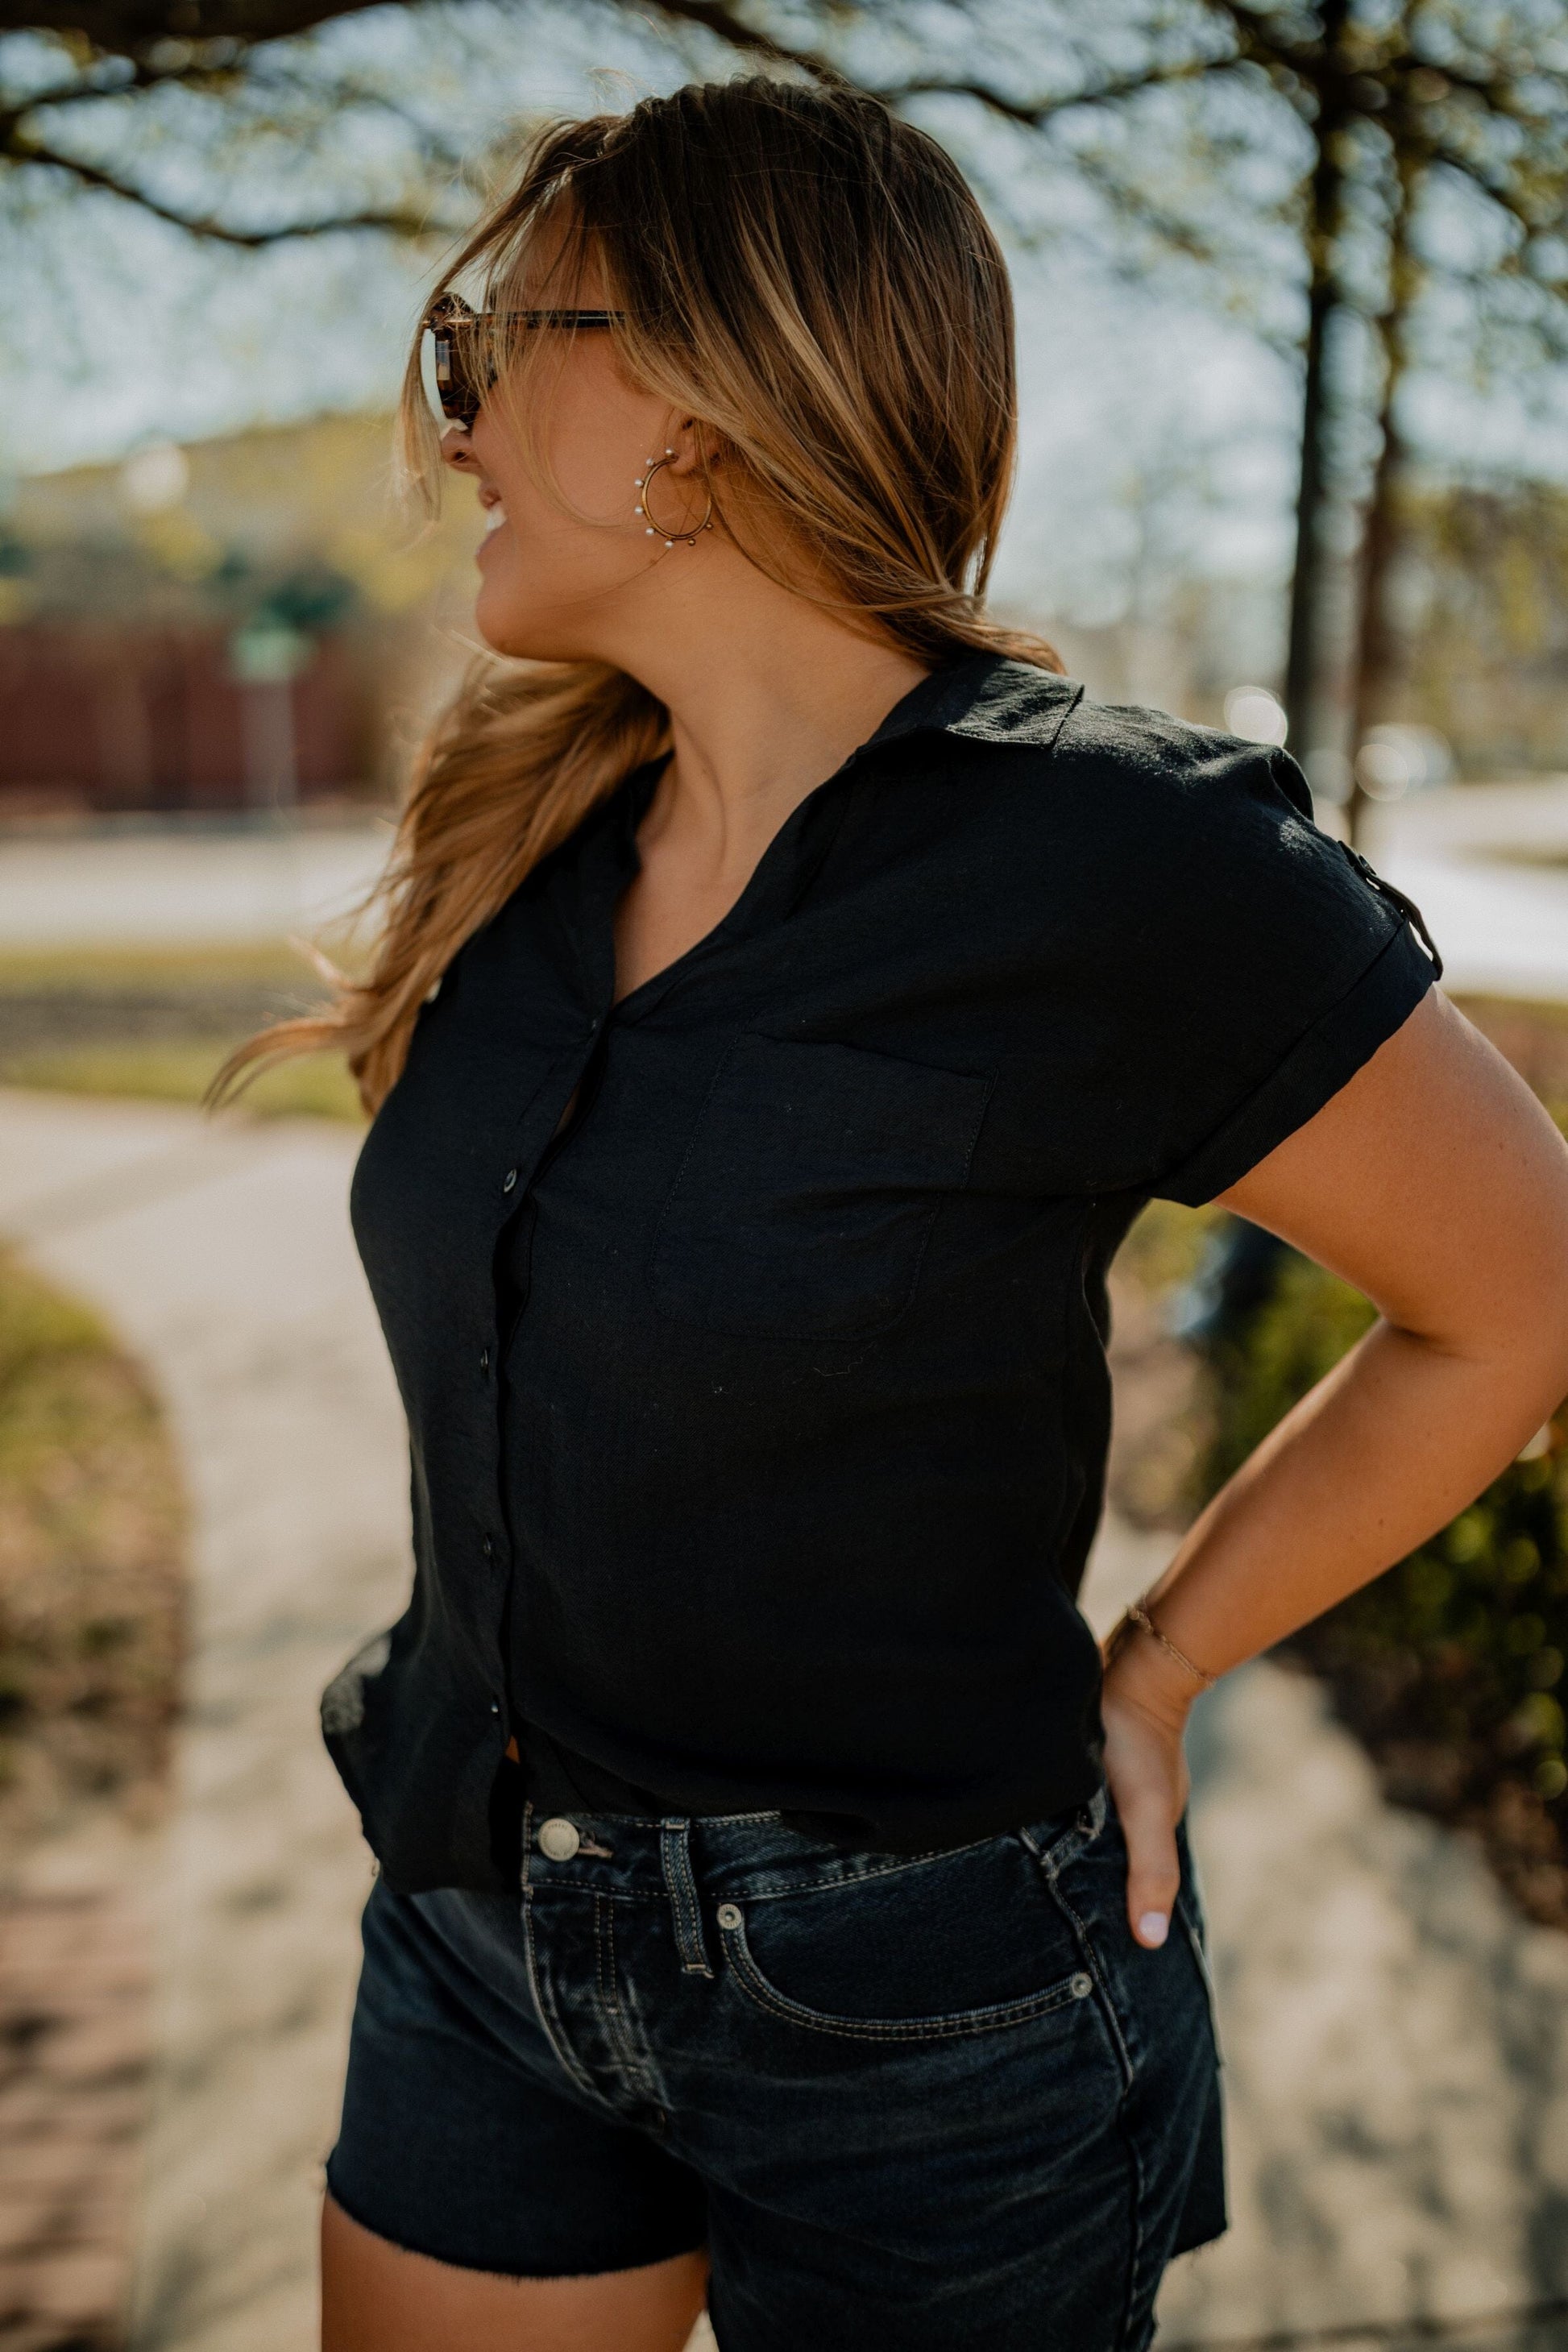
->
xmin=325 ymin=654 xmax=1440 ymax=1894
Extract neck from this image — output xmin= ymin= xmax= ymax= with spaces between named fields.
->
xmin=607 ymin=552 xmax=931 ymax=881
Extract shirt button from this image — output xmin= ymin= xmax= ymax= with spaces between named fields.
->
xmin=489 ymin=1700 xmax=500 ymax=1716
xmin=481 ymin=1536 xmax=494 ymax=1560
xmin=479 ymin=1348 xmax=490 ymax=1374
xmin=502 ymin=1168 xmax=518 ymax=1193
xmin=537 ymin=1817 xmax=581 ymax=1861
xmin=716 ymin=1903 xmax=742 ymax=1931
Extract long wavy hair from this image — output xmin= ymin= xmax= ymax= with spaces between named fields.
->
xmin=215 ymin=74 xmax=1062 ymax=1116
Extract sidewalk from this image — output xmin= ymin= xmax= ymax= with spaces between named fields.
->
xmin=0 ymin=1093 xmax=409 ymax=2352
xmin=2 ymin=1088 xmax=1567 ymax=2350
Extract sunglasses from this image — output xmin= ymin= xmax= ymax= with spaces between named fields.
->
xmin=423 ymin=292 xmax=626 ymax=427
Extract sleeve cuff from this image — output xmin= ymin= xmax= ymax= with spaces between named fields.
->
xmin=1153 ymin=919 xmax=1439 ymax=1207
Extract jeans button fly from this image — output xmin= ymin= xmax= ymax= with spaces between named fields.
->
xmin=537 ymin=1817 xmax=581 ymax=1860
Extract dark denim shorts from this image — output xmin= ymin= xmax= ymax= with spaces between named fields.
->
xmin=326 ymin=1780 xmax=1226 ymax=2350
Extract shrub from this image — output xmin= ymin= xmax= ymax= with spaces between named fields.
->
xmin=1194 ymin=1244 xmax=1568 ymax=1925
xmin=0 ymin=1250 xmax=185 ymax=1830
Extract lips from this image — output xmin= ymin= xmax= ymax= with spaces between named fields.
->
xmin=476 ymin=503 xmax=507 ymax=566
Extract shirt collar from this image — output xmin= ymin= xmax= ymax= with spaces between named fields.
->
xmin=573 ymin=651 xmax=1084 ymax=976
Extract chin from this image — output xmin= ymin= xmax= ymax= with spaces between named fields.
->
xmin=473 ymin=595 xmax=544 ymax=661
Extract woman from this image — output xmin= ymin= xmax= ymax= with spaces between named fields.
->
xmin=224 ymin=76 xmax=1568 ymax=2352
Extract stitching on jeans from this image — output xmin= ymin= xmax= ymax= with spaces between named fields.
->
xmin=1027 ymin=1836 xmax=1145 ymax=2346
xmin=519 ymin=1885 xmax=601 ymax=2104
xmin=537 ymin=1836 xmax=1010 ymax=1902
xmin=723 ymin=1833 xmax=1006 ymax=1902
xmin=594 ymin=1894 xmax=612 ymax=2018
xmin=535 ymin=1879 xmax=667 ymax=1901
xmin=530 ymin=1812 xmax=1099 ymax=1901
xmin=661 ymin=1823 xmax=714 ymax=1977
xmin=594 ymin=1894 xmax=648 ymax=2097
xmin=1034 ymin=1864 xmax=1133 ymax=2090
xmin=528 ymin=1808 xmax=782 ymax=1831
xmin=719 ymin=1916 xmax=1087 ymax=2043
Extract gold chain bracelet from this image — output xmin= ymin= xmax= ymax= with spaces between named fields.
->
xmin=1106 ymin=1598 xmax=1218 ymax=1690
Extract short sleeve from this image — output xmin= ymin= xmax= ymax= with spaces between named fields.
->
xmin=1051 ymin=721 xmax=1441 ymax=1208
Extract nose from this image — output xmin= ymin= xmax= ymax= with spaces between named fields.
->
xmin=440 ymin=425 xmax=479 ymax=472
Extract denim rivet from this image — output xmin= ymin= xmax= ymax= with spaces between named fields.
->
xmin=716 ymin=1902 xmax=742 ymax=1931
xmin=1069 ymin=1971 xmax=1093 ymax=2000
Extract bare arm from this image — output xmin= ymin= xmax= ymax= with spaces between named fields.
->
xmin=1103 ymin=986 xmax=1568 ymax=1947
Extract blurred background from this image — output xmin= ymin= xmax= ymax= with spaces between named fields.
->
xmin=3 ymin=3 xmax=1568 ymax=2349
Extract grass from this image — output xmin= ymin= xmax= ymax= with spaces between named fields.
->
xmin=3 ymin=1040 xmax=365 ymax=1122
xmin=0 ymin=1250 xmax=185 ymax=1836
xmin=0 ymin=943 xmax=366 ymax=1123
xmin=0 ymin=943 xmax=347 ymax=992
xmin=1452 ymin=993 xmax=1568 ymax=1133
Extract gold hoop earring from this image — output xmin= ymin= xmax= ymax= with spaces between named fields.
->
xmin=635 ymin=455 xmax=714 ymax=548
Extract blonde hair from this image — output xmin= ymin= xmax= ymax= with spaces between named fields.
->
xmin=216 ymin=75 xmax=1062 ymax=1115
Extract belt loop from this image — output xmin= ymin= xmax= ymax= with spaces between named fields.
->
xmin=660 ymin=1818 xmax=713 ymax=1977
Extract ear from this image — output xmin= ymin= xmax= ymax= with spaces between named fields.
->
xmin=666 ymin=420 xmax=724 ymax=475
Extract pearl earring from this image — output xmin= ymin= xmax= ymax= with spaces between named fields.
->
xmin=635 ymin=454 xmax=715 ymax=550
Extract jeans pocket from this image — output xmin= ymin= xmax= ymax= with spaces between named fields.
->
xmin=714 ymin=1831 xmax=1097 ymax=2044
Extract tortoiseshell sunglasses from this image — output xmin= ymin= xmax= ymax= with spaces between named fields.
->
xmin=423 ymin=292 xmax=626 ymax=428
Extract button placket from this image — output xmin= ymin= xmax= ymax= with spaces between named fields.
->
xmin=483 ymin=1025 xmax=608 ymax=1766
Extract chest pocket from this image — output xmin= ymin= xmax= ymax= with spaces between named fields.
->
xmin=651 ymin=1034 xmax=994 ymax=1341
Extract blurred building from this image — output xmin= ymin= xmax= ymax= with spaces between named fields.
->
xmin=0 ymin=415 xmax=479 ymax=817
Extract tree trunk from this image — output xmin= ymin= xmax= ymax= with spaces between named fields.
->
xmin=1283 ymin=2 xmax=1351 ymax=769
xmin=1346 ymin=162 xmax=1418 ymax=849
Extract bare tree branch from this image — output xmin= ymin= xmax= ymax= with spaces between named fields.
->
xmin=2 ymin=126 xmax=451 ymax=236
xmin=0 ymin=0 xmax=385 ymax=59
xmin=872 ymin=56 xmax=1247 ymax=129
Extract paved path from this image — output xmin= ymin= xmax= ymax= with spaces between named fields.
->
xmin=0 ymin=826 xmax=388 ymax=951
xmin=3 ymin=1087 xmax=1568 ymax=2350
xmin=0 ymin=1093 xmax=409 ymax=2352
xmin=0 ymin=1828 xmax=155 ymax=2352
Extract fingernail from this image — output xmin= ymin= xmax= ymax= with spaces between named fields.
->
xmin=1138 ymin=1910 xmax=1169 ymax=1947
